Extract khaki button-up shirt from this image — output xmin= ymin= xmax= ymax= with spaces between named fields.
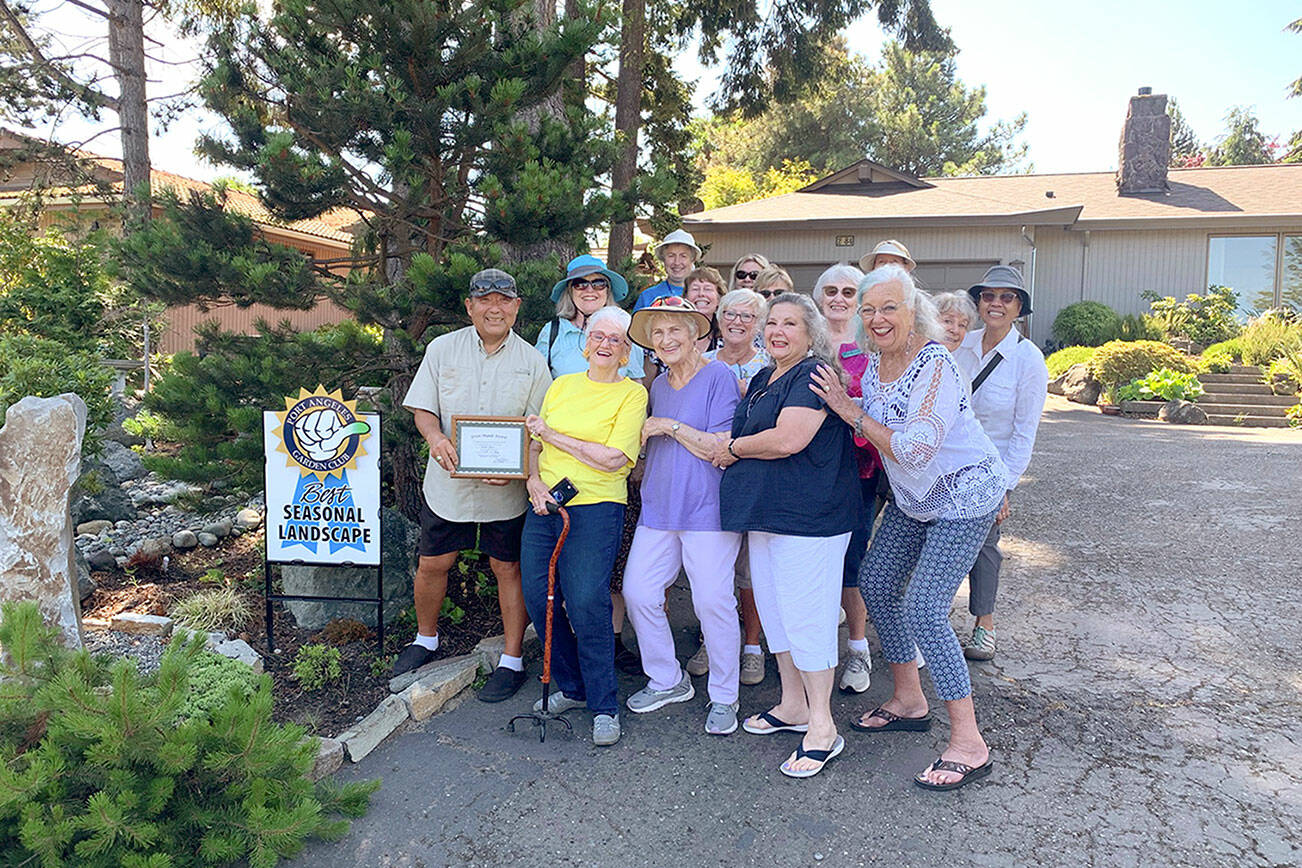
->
xmin=402 ymin=326 xmax=552 ymax=522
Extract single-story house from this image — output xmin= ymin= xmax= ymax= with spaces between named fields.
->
xmin=682 ymin=90 xmax=1302 ymax=346
xmin=0 ymin=131 xmax=360 ymax=354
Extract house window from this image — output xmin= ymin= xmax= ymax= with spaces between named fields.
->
xmin=1280 ymin=235 xmax=1302 ymax=314
xmin=1207 ymin=235 xmax=1277 ymax=317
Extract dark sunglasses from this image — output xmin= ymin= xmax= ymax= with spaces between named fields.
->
xmin=571 ymin=278 xmax=610 ymax=292
xmin=470 ymin=277 xmax=516 ymax=293
xmin=735 ymin=269 xmax=760 ymax=281
xmin=980 ymin=290 xmax=1019 ymax=305
xmin=756 ymin=289 xmax=775 ymax=298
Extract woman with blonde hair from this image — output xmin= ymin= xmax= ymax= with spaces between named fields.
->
xmin=751 ymin=266 xmax=793 ymax=301
xmin=729 ymin=253 xmax=773 ymax=292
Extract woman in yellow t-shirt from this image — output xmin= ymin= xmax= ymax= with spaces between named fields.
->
xmin=521 ymin=306 xmax=648 ymax=747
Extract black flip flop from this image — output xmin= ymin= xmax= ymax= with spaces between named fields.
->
xmin=850 ymin=705 xmax=932 ymax=733
xmin=913 ymin=757 xmax=994 ymax=791
xmin=742 ymin=710 xmax=809 ymax=735
xmin=780 ymin=735 xmax=845 ymax=779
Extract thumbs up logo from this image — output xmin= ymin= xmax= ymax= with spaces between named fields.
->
xmin=274 ymin=386 xmax=371 ymax=478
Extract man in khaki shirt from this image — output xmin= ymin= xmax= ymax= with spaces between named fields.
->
xmin=396 ymin=268 xmax=552 ymax=702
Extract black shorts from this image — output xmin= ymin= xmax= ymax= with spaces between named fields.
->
xmin=417 ymin=502 xmax=525 ymax=562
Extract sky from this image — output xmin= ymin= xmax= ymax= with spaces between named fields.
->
xmin=16 ymin=0 xmax=1302 ymax=181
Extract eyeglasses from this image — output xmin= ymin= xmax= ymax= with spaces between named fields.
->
xmin=720 ymin=310 xmax=757 ymax=323
xmin=859 ymin=303 xmax=901 ymax=318
xmin=587 ymin=331 xmax=626 ymax=346
xmin=735 ymin=269 xmax=760 ymax=281
xmin=822 ymin=285 xmax=856 ymax=299
xmin=571 ymin=278 xmax=610 ymax=292
xmin=979 ymin=291 xmax=1019 ymax=304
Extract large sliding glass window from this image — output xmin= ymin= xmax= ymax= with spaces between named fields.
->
xmin=1206 ymin=235 xmax=1277 ymax=318
xmin=1280 ymin=235 xmax=1302 ymax=314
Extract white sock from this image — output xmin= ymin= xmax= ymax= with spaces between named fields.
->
xmin=413 ymin=632 xmax=439 ymax=652
xmin=498 ymin=653 xmax=523 ymax=672
xmin=847 ymin=638 xmax=869 ymax=654
xmin=743 ymin=644 xmax=762 ymax=656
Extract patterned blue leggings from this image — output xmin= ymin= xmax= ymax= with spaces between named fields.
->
xmin=859 ymin=502 xmax=999 ymax=702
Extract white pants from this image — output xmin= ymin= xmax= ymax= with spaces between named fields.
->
xmin=748 ymin=531 xmax=850 ymax=672
xmin=623 ymin=527 xmax=742 ymax=704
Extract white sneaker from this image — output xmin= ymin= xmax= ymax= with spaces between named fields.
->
xmin=838 ymin=649 xmax=872 ymax=694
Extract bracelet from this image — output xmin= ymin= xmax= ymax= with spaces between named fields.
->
xmin=727 ymin=438 xmax=739 ymax=459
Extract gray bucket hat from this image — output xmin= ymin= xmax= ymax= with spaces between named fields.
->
xmin=967 ymin=265 xmax=1031 ymax=316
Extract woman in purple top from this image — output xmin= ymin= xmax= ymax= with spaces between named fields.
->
xmin=621 ymin=296 xmax=745 ymax=736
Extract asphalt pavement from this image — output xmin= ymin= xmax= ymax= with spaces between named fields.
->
xmin=292 ymin=397 xmax=1302 ymax=868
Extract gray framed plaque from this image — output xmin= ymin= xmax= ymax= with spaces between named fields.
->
xmin=449 ymin=415 xmax=529 ymax=479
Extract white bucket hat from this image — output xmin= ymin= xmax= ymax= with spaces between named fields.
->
xmin=859 ymin=239 xmax=915 ymax=272
xmin=653 ymin=228 xmax=702 ymax=261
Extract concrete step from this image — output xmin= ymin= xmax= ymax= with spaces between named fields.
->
xmin=1196 ymin=390 xmax=1296 ymax=406
xmin=1198 ymin=402 xmax=1292 ymax=417
xmin=1205 ymin=414 xmax=1293 ymax=428
xmin=1200 ymin=381 xmax=1273 ymax=395
xmin=1200 ymin=373 xmax=1264 ymax=385
xmin=1229 ymin=364 xmax=1263 ymax=375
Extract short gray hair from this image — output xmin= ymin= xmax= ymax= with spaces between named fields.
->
xmin=585 ymin=305 xmax=632 ymax=341
xmin=813 ymin=263 xmax=865 ymax=312
xmin=555 ymin=282 xmax=616 ymax=320
xmin=934 ymin=290 xmax=978 ymax=325
xmin=718 ymin=288 xmax=766 ymax=316
xmin=766 ymin=292 xmax=833 ymax=363
xmin=855 ymin=265 xmax=945 ymax=351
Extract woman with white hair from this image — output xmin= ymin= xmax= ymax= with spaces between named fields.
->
xmin=621 ymin=296 xmax=744 ymax=736
xmin=729 ymin=253 xmax=773 ymax=293
xmin=811 ymin=265 xmax=1006 ymax=791
xmin=934 ymin=291 xmax=978 ymax=353
xmin=522 ymin=305 xmax=649 ymax=747
xmin=716 ymin=293 xmax=863 ymax=778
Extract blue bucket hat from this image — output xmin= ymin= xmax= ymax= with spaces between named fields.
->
xmin=550 ymin=254 xmax=629 ymax=303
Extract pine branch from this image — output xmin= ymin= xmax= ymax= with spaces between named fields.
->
xmin=0 ymin=0 xmax=119 ymax=112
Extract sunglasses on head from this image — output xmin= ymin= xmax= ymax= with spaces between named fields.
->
xmin=822 ymin=285 xmax=856 ymax=299
xmin=980 ymin=290 xmax=1019 ymax=305
xmin=735 ymin=269 xmax=760 ymax=281
xmin=470 ymin=277 xmax=515 ymax=293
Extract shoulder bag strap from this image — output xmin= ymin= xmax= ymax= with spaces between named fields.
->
xmin=971 ymin=352 xmax=1005 ymax=393
xmin=545 ymin=316 xmax=560 ymax=369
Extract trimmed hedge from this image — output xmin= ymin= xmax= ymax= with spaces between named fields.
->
xmin=1052 ymin=301 xmax=1120 ymax=347
xmin=1046 ymin=345 xmax=1098 ymax=378
xmin=1089 ymin=340 xmax=1197 ymax=393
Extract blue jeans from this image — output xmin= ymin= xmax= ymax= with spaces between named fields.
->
xmin=521 ymin=501 xmax=624 ymax=717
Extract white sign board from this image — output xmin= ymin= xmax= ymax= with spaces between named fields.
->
xmin=263 ymin=388 xmax=381 ymax=566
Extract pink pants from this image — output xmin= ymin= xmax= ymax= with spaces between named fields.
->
xmin=623 ymin=527 xmax=742 ymax=705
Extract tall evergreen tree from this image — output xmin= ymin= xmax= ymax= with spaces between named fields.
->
xmin=1205 ymin=106 xmax=1276 ymax=166
xmin=1166 ymin=97 xmax=1202 ymax=167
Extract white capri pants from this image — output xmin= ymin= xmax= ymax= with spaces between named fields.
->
xmin=747 ymin=531 xmax=850 ymax=672
xmin=623 ymin=527 xmax=742 ymax=705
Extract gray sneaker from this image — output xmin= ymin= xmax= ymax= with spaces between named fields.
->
xmin=705 ymin=701 xmax=739 ymax=736
xmin=592 ymin=713 xmax=621 ymax=746
xmin=533 ymin=690 xmax=585 ymax=714
xmin=838 ymin=649 xmax=872 ymax=694
xmin=963 ymin=626 xmax=996 ymax=661
xmin=739 ymin=651 xmax=765 ymax=686
xmin=626 ymin=671 xmax=695 ymax=713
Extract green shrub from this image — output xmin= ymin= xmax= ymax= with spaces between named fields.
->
xmin=1286 ymin=403 xmax=1302 ymax=428
xmin=171 ymin=587 xmax=254 ymax=633
xmin=292 ymin=643 xmax=343 ymax=692
xmin=176 ymin=646 xmax=262 ymax=721
xmin=1240 ymin=312 xmax=1302 ymax=366
xmin=1089 ymin=340 xmax=1198 ymax=394
xmin=1112 ymin=313 xmax=1163 ymax=341
xmin=1263 ymin=347 xmax=1302 ymax=395
xmin=1199 ymin=349 xmax=1233 ymax=374
xmin=1045 ymin=346 xmax=1098 ymax=378
xmin=1118 ymin=368 xmax=1205 ymax=402
xmin=0 ymin=333 xmax=113 ymax=451
xmin=1203 ymin=337 xmax=1244 ymax=361
xmin=1052 ymin=301 xmax=1120 ymax=347
xmin=1143 ymin=285 xmax=1241 ymax=345
xmin=0 ymin=600 xmax=377 ymax=867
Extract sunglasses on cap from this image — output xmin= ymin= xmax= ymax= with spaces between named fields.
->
xmin=735 ymin=269 xmax=760 ymax=281
xmin=979 ymin=290 xmax=1019 ymax=304
xmin=470 ymin=276 xmax=516 ymax=294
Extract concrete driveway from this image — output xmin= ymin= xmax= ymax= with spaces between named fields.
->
xmin=293 ymin=396 xmax=1302 ymax=867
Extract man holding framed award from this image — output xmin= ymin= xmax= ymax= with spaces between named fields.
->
xmin=396 ymin=268 xmax=553 ymax=702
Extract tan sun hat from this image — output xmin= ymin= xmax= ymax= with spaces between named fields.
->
xmin=859 ymin=239 xmax=915 ymax=272
xmin=628 ymin=295 xmax=713 ymax=350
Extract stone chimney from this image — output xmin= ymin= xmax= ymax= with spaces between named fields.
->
xmin=1116 ymin=88 xmax=1170 ymax=195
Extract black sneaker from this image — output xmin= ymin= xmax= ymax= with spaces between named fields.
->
xmin=392 ymin=643 xmax=437 ymax=676
xmin=478 ymin=666 xmax=528 ymax=702
xmin=614 ymin=637 xmax=642 ymax=675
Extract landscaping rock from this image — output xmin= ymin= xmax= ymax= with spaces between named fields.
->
xmin=101 ymin=440 xmax=147 ymax=481
xmin=308 ymin=737 xmax=345 ymax=781
xmin=339 ymin=694 xmax=409 ymax=762
xmin=110 ymin=613 xmax=173 ymax=636
xmin=282 ymin=508 xmax=419 ymax=629
xmin=77 ymin=519 xmax=113 ymax=536
xmin=234 ymin=507 xmax=263 ymax=530
xmin=171 ymin=530 xmax=199 ymax=550
xmin=72 ymin=479 xmax=138 ymax=524
xmin=1060 ymin=364 xmax=1102 ymax=405
xmin=197 ymin=532 xmax=220 ymax=547
xmin=400 ymin=655 xmax=479 ymax=721
xmin=1159 ymin=400 xmax=1209 ymax=425
xmin=0 ymin=393 xmax=87 ymax=648
xmin=202 ymin=519 xmax=232 ymax=538
xmin=474 ymin=624 xmax=540 ymax=675
xmin=87 ymin=549 xmax=118 ymax=571
xmin=75 ymin=548 xmax=96 ymax=603
xmin=213 ymin=638 xmax=264 ymax=674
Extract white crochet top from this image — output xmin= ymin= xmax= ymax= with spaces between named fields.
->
xmin=859 ymin=343 xmax=1008 ymax=521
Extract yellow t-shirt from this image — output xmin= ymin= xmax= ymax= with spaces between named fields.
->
xmin=537 ymin=373 xmax=648 ymax=506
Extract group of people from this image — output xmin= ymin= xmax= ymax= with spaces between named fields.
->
xmin=394 ymin=229 xmax=1048 ymax=788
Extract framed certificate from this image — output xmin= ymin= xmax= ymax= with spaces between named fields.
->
xmin=449 ymin=415 xmax=529 ymax=479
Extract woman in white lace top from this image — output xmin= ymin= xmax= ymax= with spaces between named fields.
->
xmin=811 ymin=264 xmax=1007 ymax=792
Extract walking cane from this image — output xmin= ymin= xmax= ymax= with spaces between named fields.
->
xmin=508 ymin=500 xmax=574 ymax=742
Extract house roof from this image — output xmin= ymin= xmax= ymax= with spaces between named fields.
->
xmin=0 ymin=132 xmax=360 ymax=245
xmin=683 ymin=160 xmax=1302 ymax=231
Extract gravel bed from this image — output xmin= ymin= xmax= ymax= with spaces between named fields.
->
xmin=84 ymin=630 xmax=168 ymax=676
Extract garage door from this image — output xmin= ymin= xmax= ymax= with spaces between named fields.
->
xmin=914 ymin=261 xmax=999 ymax=294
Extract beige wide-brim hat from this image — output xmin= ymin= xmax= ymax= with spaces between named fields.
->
xmin=628 ymin=295 xmax=713 ymax=350
xmin=859 ymin=239 xmax=915 ymax=272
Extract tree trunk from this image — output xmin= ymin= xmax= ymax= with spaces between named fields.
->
xmin=106 ymin=0 xmax=150 ymax=226
xmin=607 ymin=0 xmax=644 ymax=268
